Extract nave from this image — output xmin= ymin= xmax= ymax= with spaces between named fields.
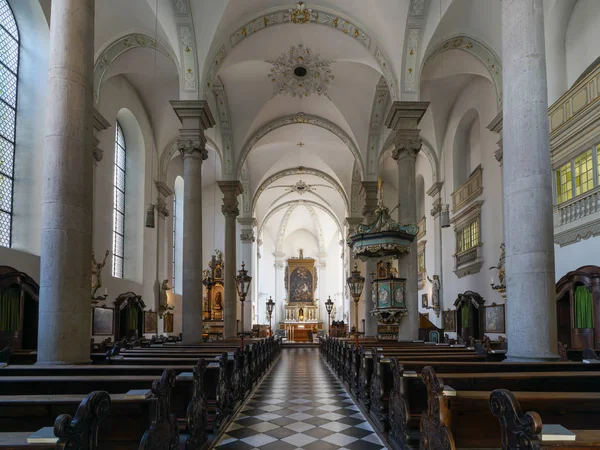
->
xmin=216 ymin=348 xmax=386 ymax=450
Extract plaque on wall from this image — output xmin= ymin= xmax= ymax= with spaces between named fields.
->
xmin=92 ymin=306 xmax=114 ymax=335
xmin=163 ymin=312 xmax=173 ymax=333
xmin=144 ymin=310 xmax=157 ymax=334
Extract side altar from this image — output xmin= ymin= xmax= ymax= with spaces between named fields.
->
xmin=278 ymin=250 xmax=323 ymax=341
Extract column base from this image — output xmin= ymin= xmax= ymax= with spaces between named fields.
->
xmin=35 ymin=359 xmax=92 ymax=366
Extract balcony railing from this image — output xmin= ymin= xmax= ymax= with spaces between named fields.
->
xmin=452 ymin=165 xmax=483 ymax=213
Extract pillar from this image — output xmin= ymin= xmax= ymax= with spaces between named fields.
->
xmin=362 ymin=182 xmax=379 ymax=337
xmin=345 ymin=217 xmax=363 ymax=333
xmin=502 ymin=0 xmax=558 ymax=361
xmin=171 ymin=101 xmax=215 ymax=343
xmin=218 ymin=181 xmax=243 ymax=337
xmin=386 ymin=101 xmax=429 ymax=341
xmin=38 ymin=0 xmax=95 ymax=364
xmin=239 ymin=217 xmax=256 ymax=331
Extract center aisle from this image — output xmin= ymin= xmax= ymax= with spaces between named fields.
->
xmin=214 ymin=347 xmax=388 ymax=450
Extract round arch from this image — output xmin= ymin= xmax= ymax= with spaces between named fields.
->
xmin=236 ymin=112 xmax=364 ymax=179
xmin=252 ymin=167 xmax=349 ymax=214
xmin=159 ymin=135 xmax=223 ymax=183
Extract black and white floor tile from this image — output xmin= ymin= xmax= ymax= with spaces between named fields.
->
xmin=214 ymin=348 xmax=388 ymax=449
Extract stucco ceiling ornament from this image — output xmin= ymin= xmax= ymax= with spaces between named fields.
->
xmin=267 ymin=45 xmax=334 ymax=98
xmin=266 ymin=180 xmax=333 ymax=196
xmin=286 ymin=2 xmax=317 ymax=24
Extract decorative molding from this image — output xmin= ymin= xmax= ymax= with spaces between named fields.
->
xmin=173 ymin=0 xmax=189 ymax=15
xmin=212 ymin=77 xmax=234 ymax=174
xmin=240 ymin=162 xmax=250 ymax=215
xmin=202 ymin=5 xmax=397 ymax=100
xmin=275 ymin=205 xmax=297 ymax=253
xmin=555 ymin=217 xmax=600 ymax=247
xmin=403 ymin=29 xmax=420 ymax=93
xmin=422 ymin=35 xmax=503 ymax=107
xmin=367 ymin=77 xmax=389 ymax=175
xmin=487 ymin=111 xmax=503 ymax=166
xmin=417 ymin=216 xmax=426 ymax=240
xmin=155 ymin=181 xmax=174 ymax=198
xmin=178 ymin=25 xmax=197 ymax=91
xmin=267 ymin=45 xmax=334 ymax=98
xmin=252 ymin=166 xmax=349 ymax=213
xmin=92 ymin=108 xmax=110 ymax=164
xmin=93 ymin=33 xmax=178 ymax=104
xmin=259 ymin=200 xmax=343 ymax=243
xmin=156 ymin=197 xmax=170 ymax=218
xmin=451 ymin=164 xmax=483 ymax=213
xmin=410 ymin=0 xmax=427 ymax=16
xmin=350 ymin=162 xmax=362 ymax=215
xmin=417 ymin=240 xmax=426 ymax=290
xmin=240 ymin=230 xmax=256 ymax=243
xmin=236 ymin=112 xmax=364 ymax=179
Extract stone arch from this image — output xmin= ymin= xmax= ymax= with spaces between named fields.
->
xmin=274 ymin=204 xmax=326 ymax=254
xmin=252 ymin=167 xmax=349 ymax=215
xmin=258 ymin=200 xmax=343 ymax=243
xmin=452 ymin=108 xmax=479 ymax=189
xmin=421 ymin=35 xmax=502 ymax=107
xmin=203 ymin=4 xmax=398 ymax=100
xmin=93 ymin=32 xmax=179 ymax=104
xmin=236 ymin=112 xmax=365 ymax=179
xmin=159 ymin=135 xmax=222 ymax=183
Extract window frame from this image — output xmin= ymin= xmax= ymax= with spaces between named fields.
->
xmin=112 ymin=121 xmax=126 ymax=279
xmin=555 ymin=144 xmax=600 ymax=205
xmin=0 ymin=0 xmax=19 ymax=248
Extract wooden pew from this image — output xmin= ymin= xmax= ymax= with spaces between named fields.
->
xmin=0 ymin=391 xmax=111 ymax=450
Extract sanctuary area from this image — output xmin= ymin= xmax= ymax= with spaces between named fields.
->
xmin=0 ymin=0 xmax=598 ymax=448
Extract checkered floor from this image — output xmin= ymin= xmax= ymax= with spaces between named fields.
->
xmin=213 ymin=348 xmax=388 ymax=449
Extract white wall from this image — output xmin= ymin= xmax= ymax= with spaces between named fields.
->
xmin=565 ymin=0 xmax=600 ymax=88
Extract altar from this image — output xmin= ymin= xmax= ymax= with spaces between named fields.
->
xmin=279 ymin=321 xmax=323 ymax=342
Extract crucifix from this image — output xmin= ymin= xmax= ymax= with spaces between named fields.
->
xmin=297 ymin=142 xmax=305 ymax=147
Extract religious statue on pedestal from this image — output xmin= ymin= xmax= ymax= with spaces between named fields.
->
xmin=159 ymin=279 xmax=171 ymax=308
xmin=427 ymin=274 xmax=440 ymax=308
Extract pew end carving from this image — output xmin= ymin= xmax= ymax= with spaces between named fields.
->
xmin=186 ymin=359 xmax=208 ymax=450
xmin=54 ymin=390 xmax=111 ymax=450
xmin=419 ymin=366 xmax=456 ymax=450
xmin=489 ymin=389 xmax=543 ymax=450
xmin=388 ymin=357 xmax=410 ymax=450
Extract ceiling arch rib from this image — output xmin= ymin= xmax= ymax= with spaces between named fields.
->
xmin=93 ymin=32 xmax=179 ymax=104
xmin=274 ymin=204 xmax=326 ymax=254
xmin=252 ymin=167 xmax=349 ymax=214
xmin=269 ymin=189 xmax=335 ymax=214
xmin=237 ymin=112 xmax=364 ymax=179
xmin=275 ymin=204 xmax=297 ymax=253
xmin=421 ymin=35 xmax=502 ymax=107
xmin=258 ymin=199 xmax=342 ymax=243
xmin=202 ymin=3 xmax=399 ymax=101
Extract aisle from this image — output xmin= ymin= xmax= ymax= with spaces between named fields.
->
xmin=214 ymin=348 xmax=388 ymax=449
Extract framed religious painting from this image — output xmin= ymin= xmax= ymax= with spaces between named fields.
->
xmin=163 ymin=312 xmax=174 ymax=333
xmin=484 ymin=303 xmax=506 ymax=333
xmin=92 ymin=306 xmax=114 ymax=336
xmin=285 ymin=251 xmax=316 ymax=305
xmin=144 ymin=310 xmax=157 ymax=334
xmin=442 ymin=309 xmax=456 ymax=332
xmin=422 ymin=294 xmax=428 ymax=308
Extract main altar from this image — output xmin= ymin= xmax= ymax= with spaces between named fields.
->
xmin=279 ymin=250 xmax=323 ymax=341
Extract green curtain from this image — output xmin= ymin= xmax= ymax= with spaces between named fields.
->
xmin=0 ymin=287 xmax=20 ymax=332
xmin=129 ymin=304 xmax=139 ymax=330
xmin=461 ymin=303 xmax=470 ymax=329
xmin=575 ymin=285 xmax=594 ymax=329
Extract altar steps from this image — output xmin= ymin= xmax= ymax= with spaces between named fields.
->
xmin=282 ymin=342 xmax=319 ymax=348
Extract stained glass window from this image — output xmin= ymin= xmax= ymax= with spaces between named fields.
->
xmin=0 ymin=0 xmax=18 ymax=248
xmin=112 ymin=122 xmax=126 ymax=278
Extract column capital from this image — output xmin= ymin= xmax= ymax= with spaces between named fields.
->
xmin=237 ymin=217 xmax=257 ymax=228
xmin=178 ymin=139 xmax=208 ymax=160
xmin=391 ymin=129 xmax=422 ymax=161
xmin=218 ymin=180 xmax=243 ymax=218
xmin=156 ymin=197 xmax=170 ymax=219
xmin=240 ymin=230 xmax=255 ymax=243
xmin=385 ymin=101 xmax=429 ymax=131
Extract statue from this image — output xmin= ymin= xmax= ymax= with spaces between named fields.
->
xmin=159 ymin=279 xmax=171 ymax=308
xmin=299 ymin=249 xmax=304 ymax=259
xmin=214 ymin=292 xmax=223 ymax=310
xmin=427 ymin=274 xmax=440 ymax=307
xmin=202 ymin=269 xmax=211 ymax=281
xmin=489 ymin=243 xmax=506 ymax=286
xmin=91 ymin=249 xmax=110 ymax=298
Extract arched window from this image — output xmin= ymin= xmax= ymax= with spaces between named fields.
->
xmin=112 ymin=122 xmax=126 ymax=278
xmin=0 ymin=0 xmax=19 ymax=248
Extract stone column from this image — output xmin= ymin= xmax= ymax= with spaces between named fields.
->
xmin=274 ymin=252 xmax=286 ymax=329
xmin=218 ymin=181 xmax=243 ymax=337
xmin=155 ymin=182 xmax=173 ymax=332
xmin=502 ymin=0 xmax=557 ymax=361
xmin=239 ymin=217 xmax=256 ymax=332
xmin=345 ymin=217 xmax=363 ymax=332
xmin=386 ymin=101 xmax=429 ymax=341
xmin=362 ymin=182 xmax=379 ymax=337
xmin=38 ymin=0 xmax=95 ymax=364
xmin=171 ymin=101 xmax=215 ymax=343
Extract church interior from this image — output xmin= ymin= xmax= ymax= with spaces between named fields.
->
xmin=0 ymin=0 xmax=598 ymax=448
